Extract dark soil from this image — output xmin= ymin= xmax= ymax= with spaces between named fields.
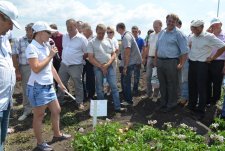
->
xmin=6 ymin=71 xmax=219 ymax=151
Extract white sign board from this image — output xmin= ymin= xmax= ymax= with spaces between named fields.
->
xmin=90 ymin=100 xmax=107 ymax=117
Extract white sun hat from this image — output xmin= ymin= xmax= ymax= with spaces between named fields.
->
xmin=0 ymin=1 xmax=21 ymax=29
xmin=32 ymin=21 xmax=57 ymax=33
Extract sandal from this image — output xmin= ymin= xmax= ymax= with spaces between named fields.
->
xmin=51 ymin=133 xmax=71 ymax=143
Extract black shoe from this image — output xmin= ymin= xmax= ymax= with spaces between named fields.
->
xmin=194 ymin=113 xmax=205 ymax=120
xmin=161 ymin=105 xmax=177 ymax=113
xmin=185 ymin=105 xmax=196 ymax=112
xmin=133 ymin=91 xmax=138 ymax=96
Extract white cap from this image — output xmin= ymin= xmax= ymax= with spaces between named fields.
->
xmin=32 ymin=21 xmax=57 ymax=33
xmin=191 ymin=20 xmax=204 ymax=27
xmin=210 ymin=17 xmax=221 ymax=26
xmin=0 ymin=1 xmax=21 ymax=29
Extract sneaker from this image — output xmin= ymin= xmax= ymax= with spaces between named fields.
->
xmin=141 ymin=94 xmax=152 ymax=99
xmin=121 ymin=101 xmax=132 ymax=106
xmin=152 ymin=97 xmax=158 ymax=102
xmin=18 ymin=114 xmax=28 ymax=121
xmin=52 ymin=133 xmax=71 ymax=143
xmin=18 ymin=111 xmax=31 ymax=121
xmin=37 ymin=142 xmax=53 ymax=151
xmin=7 ymin=127 xmax=15 ymax=134
xmin=115 ymin=108 xmax=127 ymax=113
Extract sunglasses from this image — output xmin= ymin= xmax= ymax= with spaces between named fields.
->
xmin=107 ymin=31 xmax=113 ymax=34
xmin=132 ymin=30 xmax=138 ymax=33
xmin=44 ymin=30 xmax=51 ymax=35
xmin=0 ymin=12 xmax=11 ymax=21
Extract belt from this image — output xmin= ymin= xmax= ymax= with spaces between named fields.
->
xmin=148 ymin=56 xmax=155 ymax=58
xmin=158 ymin=57 xmax=178 ymax=60
xmin=34 ymin=81 xmax=53 ymax=87
xmin=19 ymin=64 xmax=29 ymax=66
xmin=62 ymin=62 xmax=82 ymax=67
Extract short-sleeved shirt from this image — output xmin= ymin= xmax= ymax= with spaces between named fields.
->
xmin=111 ymin=37 xmax=119 ymax=50
xmin=62 ymin=32 xmax=88 ymax=65
xmin=189 ymin=31 xmax=225 ymax=62
xmin=0 ymin=35 xmax=15 ymax=111
xmin=210 ymin=31 xmax=225 ymax=60
xmin=135 ymin=37 xmax=145 ymax=53
xmin=26 ymin=40 xmax=53 ymax=86
xmin=156 ymin=27 xmax=189 ymax=58
xmin=148 ymin=32 xmax=159 ymax=57
xmin=120 ymin=31 xmax=142 ymax=66
xmin=87 ymin=37 xmax=114 ymax=64
xmin=12 ymin=36 xmax=31 ymax=65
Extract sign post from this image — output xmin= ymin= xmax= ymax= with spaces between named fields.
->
xmin=90 ymin=100 xmax=107 ymax=128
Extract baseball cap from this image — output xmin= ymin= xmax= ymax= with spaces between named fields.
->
xmin=0 ymin=1 xmax=21 ymax=29
xmin=32 ymin=21 xmax=57 ymax=33
xmin=191 ymin=20 xmax=204 ymax=27
xmin=210 ymin=17 xmax=221 ymax=26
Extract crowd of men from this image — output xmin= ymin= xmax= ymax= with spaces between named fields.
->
xmin=11 ymin=14 xmax=225 ymax=121
xmin=1 ymin=0 xmax=225 ymax=150
xmin=8 ymin=15 xmax=225 ymax=119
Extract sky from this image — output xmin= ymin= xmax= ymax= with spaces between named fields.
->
xmin=9 ymin=0 xmax=225 ymax=39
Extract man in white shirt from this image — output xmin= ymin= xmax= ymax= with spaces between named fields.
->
xmin=143 ymin=20 xmax=162 ymax=100
xmin=57 ymin=19 xmax=88 ymax=110
xmin=188 ymin=20 xmax=225 ymax=120
xmin=0 ymin=1 xmax=21 ymax=150
xmin=88 ymin=24 xmax=125 ymax=112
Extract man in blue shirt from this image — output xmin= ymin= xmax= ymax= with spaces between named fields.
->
xmin=0 ymin=1 xmax=21 ymax=150
xmin=131 ymin=26 xmax=145 ymax=95
xmin=155 ymin=13 xmax=188 ymax=113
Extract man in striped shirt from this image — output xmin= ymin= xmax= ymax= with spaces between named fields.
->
xmin=0 ymin=1 xmax=21 ymax=150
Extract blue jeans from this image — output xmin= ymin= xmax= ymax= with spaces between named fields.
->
xmin=121 ymin=65 xmax=135 ymax=103
xmin=94 ymin=65 xmax=121 ymax=110
xmin=133 ymin=64 xmax=141 ymax=93
xmin=181 ymin=61 xmax=189 ymax=100
xmin=0 ymin=104 xmax=10 ymax=150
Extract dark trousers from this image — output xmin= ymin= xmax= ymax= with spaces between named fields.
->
xmin=157 ymin=59 xmax=178 ymax=108
xmin=82 ymin=60 xmax=95 ymax=99
xmin=188 ymin=60 xmax=208 ymax=112
xmin=120 ymin=65 xmax=135 ymax=103
xmin=207 ymin=60 xmax=224 ymax=104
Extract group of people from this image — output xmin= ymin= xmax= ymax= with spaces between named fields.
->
xmin=1 ymin=1 xmax=225 ymax=151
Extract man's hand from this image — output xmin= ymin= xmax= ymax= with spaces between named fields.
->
xmin=206 ymin=57 xmax=213 ymax=63
xmin=142 ymin=58 xmax=146 ymax=65
xmin=15 ymin=69 xmax=22 ymax=81
xmin=123 ymin=66 xmax=127 ymax=75
xmin=101 ymin=64 xmax=109 ymax=76
xmin=177 ymin=63 xmax=183 ymax=70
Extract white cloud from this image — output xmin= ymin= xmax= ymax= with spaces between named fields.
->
xmin=10 ymin=0 xmax=225 ymax=39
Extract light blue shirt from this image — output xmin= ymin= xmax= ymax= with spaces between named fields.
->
xmin=0 ymin=35 xmax=16 ymax=111
xmin=156 ymin=27 xmax=189 ymax=58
